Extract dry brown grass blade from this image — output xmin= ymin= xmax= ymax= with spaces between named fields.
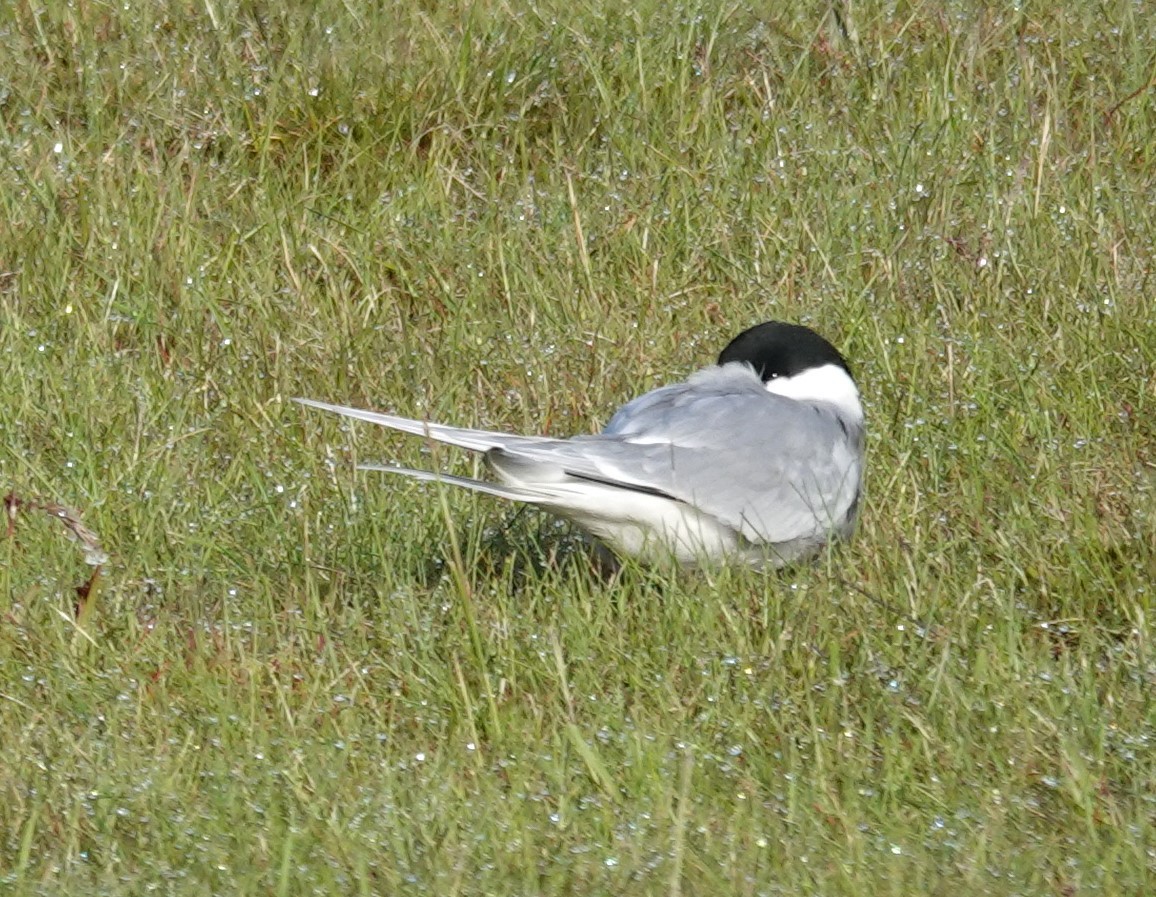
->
xmin=4 ymin=492 xmax=109 ymax=567
xmin=4 ymin=492 xmax=109 ymax=619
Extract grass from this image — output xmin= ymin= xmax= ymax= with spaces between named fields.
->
xmin=1 ymin=0 xmax=1154 ymax=893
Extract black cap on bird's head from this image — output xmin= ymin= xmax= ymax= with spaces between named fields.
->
xmin=717 ymin=321 xmax=853 ymax=384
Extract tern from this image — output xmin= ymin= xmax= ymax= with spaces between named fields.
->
xmin=297 ymin=321 xmax=865 ymax=568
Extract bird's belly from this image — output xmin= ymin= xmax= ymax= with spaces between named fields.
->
xmin=566 ymin=495 xmax=743 ymax=566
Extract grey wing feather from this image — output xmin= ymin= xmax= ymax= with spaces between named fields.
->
xmin=358 ymin=463 xmax=550 ymax=503
xmin=294 ymin=397 xmax=552 ymax=453
xmin=603 ymin=364 xmax=770 ymax=445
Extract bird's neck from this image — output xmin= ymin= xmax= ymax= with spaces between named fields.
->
xmin=764 ymin=364 xmax=864 ymax=425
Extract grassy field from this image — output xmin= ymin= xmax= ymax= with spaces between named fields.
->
xmin=2 ymin=0 xmax=1154 ymax=893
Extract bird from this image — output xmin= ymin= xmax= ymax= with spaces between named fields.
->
xmin=295 ymin=321 xmax=865 ymax=569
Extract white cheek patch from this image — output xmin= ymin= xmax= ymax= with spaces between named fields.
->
xmin=764 ymin=364 xmax=864 ymax=423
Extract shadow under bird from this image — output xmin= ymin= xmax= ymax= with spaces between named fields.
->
xmin=296 ymin=321 xmax=865 ymax=569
